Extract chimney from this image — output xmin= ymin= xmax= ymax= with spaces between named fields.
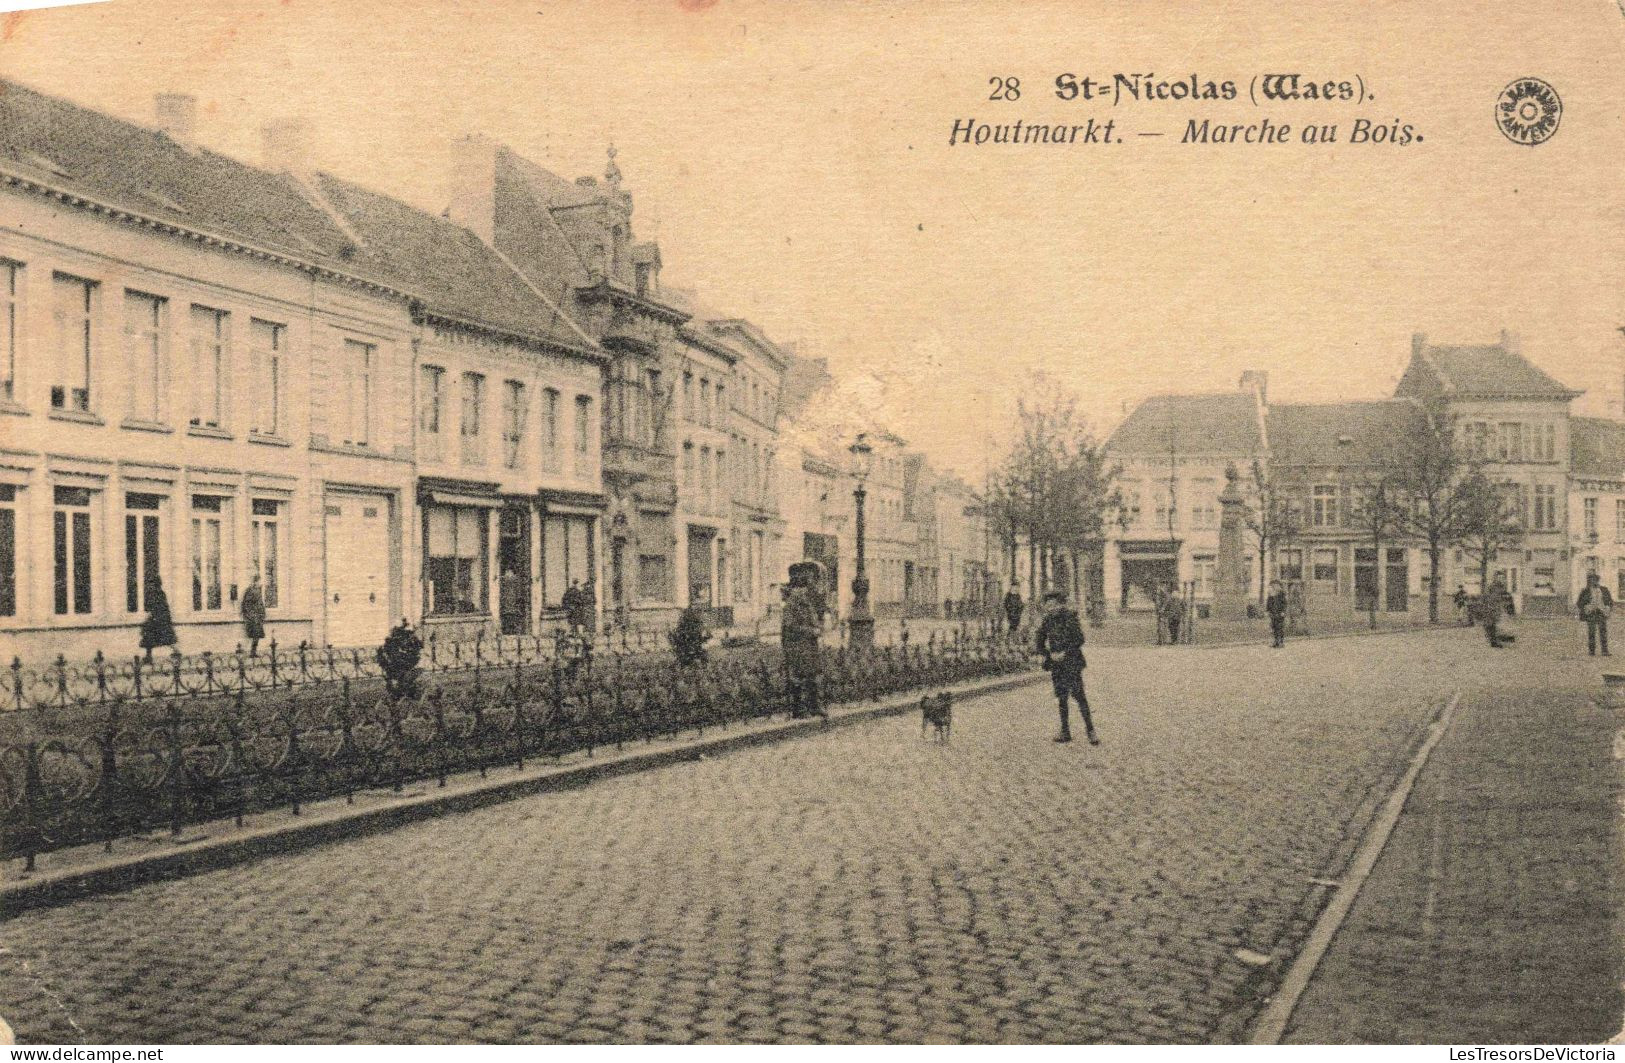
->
xmin=444 ymin=134 xmax=497 ymax=246
xmin=155 ymin=93 xmax=196 ymax=144
xmin=1500 ymin=328 xmax=1521 ymax=356
xmin=1239 ymin=369 xmax=1268 ymax=405
xmin=1412 ymin=332 xmax=1427 ymax=358
xmin=261 ymin=118 xmax=311 ymax=175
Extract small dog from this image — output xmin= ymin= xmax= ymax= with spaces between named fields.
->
xmin=921 ymin=692 xmax=953 ymax=743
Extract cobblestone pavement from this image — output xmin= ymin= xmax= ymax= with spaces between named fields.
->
xmin=0 ymin=626 xmax=1539 ymax=1044
xmin=1284 ymin=621 xmax=1623 ymax=1044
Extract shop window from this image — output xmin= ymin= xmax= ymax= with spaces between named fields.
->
xmin=425 ymin=505 xmax=488 ymax=616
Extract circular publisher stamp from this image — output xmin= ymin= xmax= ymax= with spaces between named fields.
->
xmin=1496 ymin=77 xmax=1562 ymax=146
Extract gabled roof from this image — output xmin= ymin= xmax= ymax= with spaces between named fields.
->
xmin=1108 ymin=393 xmax=1262 ymax=456
xmin=1396 ymin=335 xmax=1579 ymax=400
xmin=1570 ymin=417 xmax=1625 ymax=481
xmin=1267 ymin=401 xmax=1417 ymax=467
xmin=316 ymin=174 xmax=595 ymax=353
xmin=0 ymin=80 xmax=373 ymax=266
xmin=0 ymin=80 xmax=599 ymax=355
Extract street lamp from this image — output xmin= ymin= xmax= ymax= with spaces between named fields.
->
xmin=848 ymin=432 xmax=876 ymax=652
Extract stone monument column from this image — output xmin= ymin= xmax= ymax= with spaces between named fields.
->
xmin=1213 ymin=463 xmax=1251 ymax=622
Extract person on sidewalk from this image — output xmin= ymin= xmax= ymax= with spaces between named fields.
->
xmin=1266 ymin=579 xmax=1288 ymax=648
xmin=1003 ymin=584 xmax=1025 ymax=638
xmin=1035 ymin=589 xmax=1098 ymax=745
xmin=138 ymin=577 xmax=176 ymax=662
xmin=1479 ymin=576 xmax=1512 ymax=648
xmin=781 ymin=561 xmax=827 ymax=719
xmin=1577 ymin=572 xmax=1614 ymax=657
xmin=1159 ymin=584 xmax=1184 ymax=646
xmin=240 ymin=573 xmax=267 ymax=657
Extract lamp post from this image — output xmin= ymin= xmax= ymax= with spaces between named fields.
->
xmin=848 ymin=433 xmax=876 ymax=652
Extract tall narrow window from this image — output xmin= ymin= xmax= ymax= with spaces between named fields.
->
xmin=52 ymin=485 xmax=94 ymax=615
xmin=189 ymin=305 xmax=228 ymax=429
xmin=419 ymin=364 xmax=444 ymax=460
xmin=1585 ymin=497 xmax=1599 ymax=539
xmin=503 ymin=379 xmax=525 ymax=469
xmin=249 ymin=320 xmax=284 ymax=436
xmin=51 ymin=274 xmax=94 ymax=413
xmin=1 ymin=261 xmax=20 ymax=404
xmin=342 ymin=339 xmax=374 ymax=446
xmin=461 ymin=371 xmax=484 ymax=465
xmin=541 ymin=387 xmax=560 ymax=471
xmin=0 ymin=484 xmax=15 ymax=617
xmin=574 ymin=394 xmax=592 ymax=476
xmin=699 ymin=379 xmax=711 ymax=428
xmin=190 ymin=494 xmax=231 ymax=612
xmin=123 ymin=292 xmax=164 ymax=423
xmin=124 ymin=492 xmax=163 ymax=614
xmin=250 ymin=498 xmax=283 ymax=609
xmin=700 ymin=445 xmax=712 ymax=513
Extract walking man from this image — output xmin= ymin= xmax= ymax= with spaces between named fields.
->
xmin=1035 ymin=589 xmax=1098 ymax=745
xmin=1577 ymin=572 xmax=1614 ymax=657
xmin=781 ymin=561 xmax=828 ymax=719
xmin=1159 ymin=584 xmax=1184 ymax=645
xmin=1480 ymin=576 xmax=1512 ymax=648
xmin=1266 ymin=579 xmax=1288 ymax=648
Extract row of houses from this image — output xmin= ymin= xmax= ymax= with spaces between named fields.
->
xmin=0 ymin=83 xmax=998 ymax=662
xmin=1104 ymin=333 xmax=1623 ymax=619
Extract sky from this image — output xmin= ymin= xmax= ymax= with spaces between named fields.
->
xmin=2 ymin=0 xmax=1622 ymax=482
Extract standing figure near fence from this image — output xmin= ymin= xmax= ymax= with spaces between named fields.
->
xmin=1287 ymin=580 xmax=1309 ymax=636
xmin=1035 ymin=589 xmax=1097 ymax=745
xmin=139 ymin=577 xmax=176 ymax=662
xmin=782 ymin=561 xmax=828 ymax=719
xmin=1003 ymin=583 xmax=1025 ymax=637
xmin=1159 ymin=583 xmax=1185 ymax=645
xmin=241 ymin=573 xmax=267 ymax=657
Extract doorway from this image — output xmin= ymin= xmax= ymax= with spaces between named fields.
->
xmin=498 ymin=506 xmax=531 ymax=635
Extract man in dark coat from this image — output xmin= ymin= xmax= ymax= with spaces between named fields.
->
xmin=1035 ymin=589 xmax=1097 ymax=745
xmin=1003 ymin=584 xmax=1024 ymax=636
xmin=1266 ymin=579 xmax=1288 ymax=648
xmin=781 ymin=561 xmax=827 ymax=719
xmin=139 ymin=579 xmax=176 ymax=662
xmin=1577 ymin=572 xmax=1614 ymax=657
xmin=240 ymin=573 xmax=267 ymax=657
xmin=1479 ymin=576 xmax=1512 ymax=648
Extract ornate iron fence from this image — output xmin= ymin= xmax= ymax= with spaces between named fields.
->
xmin=0 ymin=633 xmax=1031 ymax=867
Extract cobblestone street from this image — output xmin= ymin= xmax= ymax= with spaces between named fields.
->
xmin=0 ymin=625 xmax=1603 ymax=1043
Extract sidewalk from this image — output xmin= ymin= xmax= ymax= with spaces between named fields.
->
xmin=1276 ymin=627 xmax=1623 ymax=1043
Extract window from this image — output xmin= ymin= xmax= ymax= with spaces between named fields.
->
xmin=700 ymin=446 xmax=712 ymax=512
xmin=1278 ymin=548 xmax=1304 ymax=582
xmin=123 ymin=292 xmax=164 ymax=423
xmin=249 ymin=320 xmax=284 ymax=436
xmin=1192 ymin=554 xmax=1217 ymax=597
xmin=682 ymin=372 xmax=693 ymax=421
xmin=683 ymin=441 xmax=695 ymax=490
xmin=637 ymin=510 xmax=671 ymax=601
xmin=541 ymin=514 xmax=595 ymax=608
xmin=51 ymin=274 xmax=94 ymax=413
xmin=53 ymin=485 xmax=94 ymax=615
xmin=1311 ymin=484 xmax=1338 ymax=527
xmin=1616 ymin=499 xmax=1625 ymax=543
xmin=1585 ymin=497 xmax=1599 ymax=540
xmin=541 ymin=387 xmax=561 ymax=471
xmin=1191 ymin=479 xmax=1217 ymax=529
xmin=250 ymin=498 xmax=282 ymax=609
xmin=1537 ymin=423 xmax=1556 ymax=462
xmin=460 ymin=371 xmax=484 ymax=465
xmin=124 ymin=492 xmax=163 ymax=614
xmin=574 ymin=395 xmax=592 ymax=476
xmin=1497 ymin=422 xmax=1524 ymax=462
xmin=715 ymin=450 xmax=726 ymax=513
xmin=0 ymin=484 xmax=15 ymax=617
xmin=341 ymin=339 xmax=374 ymax=446
xmin=190 ymin=494 xmax=232 ymax=612
xmin=0 ymin=261 xmax=18 ymax=404
xmin=1153 ymin=491 xmax=1171 ymax=528
xmin=189 ymin=305 xmax=228 ymax=429
xmin=715 ymin=384 xmax=725 ymax=428
xmin=1533 ymin=484 xmax=1557 ymax=531
xmin=419 ymin=365 xmax=444 ymax=459
xmin=700 ymin=379 xmax=711 ymax=427
xmin=424 ymin=505 xmax=489 ymax=615
xmin=503 ymin=379 xmax=525 ymax=469
xmin=1120 ymin=484 xmax=1142 ymax=526
xmin=1313 ymin=548 xmax=1339 ymax=584
xmin=1464 ymin=421 xmax=1490 ymax=459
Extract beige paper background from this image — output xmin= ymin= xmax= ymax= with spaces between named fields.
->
xmin=4 ymin=0 xmax=1620 ymax=476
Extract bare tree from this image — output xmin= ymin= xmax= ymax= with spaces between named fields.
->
xmin=1456 ymin=471 xmax=1526 ymax=600
xmin=1383 ymin=399 xmax=1479 ymax=623
xmin=1348 ymin=468 xmax=1403 ymax=628
xmin=1244 ymin=458 xmax=1301 ymax=604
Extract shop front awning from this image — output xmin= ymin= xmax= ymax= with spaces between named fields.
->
xmin=426 ymin=490 xmax=501 ymax=509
